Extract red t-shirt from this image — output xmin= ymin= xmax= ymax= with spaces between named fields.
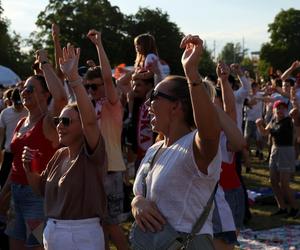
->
xmin=10 ymin=117 xmax=57 ymax=185
xmin=219 ymin=154 xmax=241 ymax=191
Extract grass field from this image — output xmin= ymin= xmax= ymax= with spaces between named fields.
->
xmin=110 ymin=149 xmax=300 ymax=249
xmin=242 ymin=151 xmax=300 ymax=230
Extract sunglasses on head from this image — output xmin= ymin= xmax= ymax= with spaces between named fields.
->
xmin=20 ymin=85 xmax=34 ymax=94
xmin=149 ymin=89 xmax=177 ymax=103
xmin=85 ymin=84 xmax=101 ymax=91
xmin=53 ymin=117 xmax=73 ymax=127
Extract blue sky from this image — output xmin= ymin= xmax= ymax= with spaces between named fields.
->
xmin=2 ymin=0 xmax=300 ymax=56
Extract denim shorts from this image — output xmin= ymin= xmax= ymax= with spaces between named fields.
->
xmin=269 ymin=146 xmax=295 ymax=173
xmin=5 ymin=183 xmax=45 ymax=247
xmin=103 ymin=172 xmax=124 ymax=224
xmin=224 ymin=187 xmax=245 ymax=230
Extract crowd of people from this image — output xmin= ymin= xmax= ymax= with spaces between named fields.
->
xmin=0 ymin=23 xmax=299 ymax=250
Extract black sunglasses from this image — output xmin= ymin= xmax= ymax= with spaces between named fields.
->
xmin=85 ymin=84 xmax=101 ymax=91
xmin=20 ymin=85 xmax=34 ymax=94
xmin=149 ymin=89 xmax=177 ymax=103
xmin=53 ymin=117 xmax=73 ymax=127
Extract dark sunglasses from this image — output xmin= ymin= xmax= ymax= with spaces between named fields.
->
xmin=53 ymin=117 xmax=73 ymax=127
xmin=85 ymin=84 xmax=101 ymax=91
xmin=149 ymin=89 xmax=177 ymax=103
xmin=20 ymin=85 xmax=34 ymax=94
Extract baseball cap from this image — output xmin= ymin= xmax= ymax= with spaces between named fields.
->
xmin=273 ymin=100 xmax=288 ymax=109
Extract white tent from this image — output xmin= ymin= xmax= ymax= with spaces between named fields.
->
xmin=0 ymin=65 xmax=21 ymax=87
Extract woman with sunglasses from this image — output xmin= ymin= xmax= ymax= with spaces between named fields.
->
xmin=131 ymin=35 xmax=222 ymax=249
xmin=0 ymin=50 xmax=68 ymax=250
xmin=22 ymin=44 xmax=106 ymax=250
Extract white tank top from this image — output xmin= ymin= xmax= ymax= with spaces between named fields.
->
xmin=133 ymin=130 xmax=222 ymax=235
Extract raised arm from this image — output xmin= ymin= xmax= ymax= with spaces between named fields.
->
xmin=281 ymin=61 xmax=300 ymax=81
xmin=180 ymin=35 xmax=220 ymax=171
xmin=256 ymin=118 xmax=271 ymax=136
xmin=60 ymin=44 xmax=100 ymax=151
xmin=51 ymin=23 xmax=64 ymax=80
xmin=36 ymin=50 xmax=68 ymax=144
xmin=37 ymin=50 xmax=68 ymax=117
xmin=231 ymin=63 xmax=251 ymax=103
xmin=87 ymin=30 xmax=118 ymax=105
xmin=217 ymin=61 xmax=237 ymax=122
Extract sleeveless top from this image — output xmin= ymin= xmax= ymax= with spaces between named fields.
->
xmin=133 ymin=130 xmax=221 ymax=235
xmin=10 ymin=117 xmax=57 ymax=185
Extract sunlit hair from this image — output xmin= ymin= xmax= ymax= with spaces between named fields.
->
xmin=134 ymin=33 xmax=158 ymax=68
xmin=30 ymin=75 xmax=52 ymax=105
xmin=165 ymin=75 xmax=215 ymax=129
xmin=65 ymin=102 xmax=79 ymax=114
xmin=85 ymin=66 xmax=102 ymax=80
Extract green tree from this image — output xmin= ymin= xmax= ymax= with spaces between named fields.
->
xmin=219 ymin=42 xmax=247 ymax=65
xmin=260 ymin=8 xmax=300 ymax=75
xmin=198 ymin=45 xmax=216 ymax=77
xmin=0 ymin=1 xmax=31 ymax=79
xmin=31 ymin=0 xmax=127 ymax=67
xmin=30 ymin=1 xmax=184 ymax=75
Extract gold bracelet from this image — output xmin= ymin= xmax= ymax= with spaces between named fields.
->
xmin=188 ymin=81 xmax=202 ymax=87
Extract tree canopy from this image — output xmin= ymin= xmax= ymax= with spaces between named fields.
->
xmin=29 ymin=0 xmax=185 ymax=74
xmin=260 ymin=8 xmax=300 ymax=74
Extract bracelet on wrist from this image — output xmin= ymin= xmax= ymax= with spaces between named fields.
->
xmin=69 ymin=78 xmax=82 ymax=88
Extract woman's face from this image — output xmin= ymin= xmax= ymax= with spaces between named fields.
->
xmin=146 ymin=81 xmax=178 ymax=134
xmin=85 ymin=77 xmax=105 ymax=101
xmin=56 ymin=107 xmax=82 ymax=146
xmin=20 ymin=77 xmax=48 ymax=110
xmin=135 ymin=43 xmax=143 ymax=54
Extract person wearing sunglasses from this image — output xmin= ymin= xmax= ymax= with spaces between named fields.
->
xmin=131 ymin=35 xmax=222 ymax=249
xmin=0 ymin=49 xmax=68 ymax=250
xmin=22 ymin=44 xmax=107 ymax=250
xmin=86 ymin=30 xmax=128 ymax=250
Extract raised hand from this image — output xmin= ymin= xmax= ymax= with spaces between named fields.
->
xmin=59 ymin=43 xmax=80 ymax=81
xmin=291 ymin=60 xmax=300 ymax=70
xmin=217 ymin=61 xmax=230 ymax=81
xmin=180 ymin=35 xmax=203 ymax=73
xmin=52 ymin=23 xmax=60 ymax=38
xmin=87 ymin=29 xmax=101 ymax=46
xmin=22 ymin=146 xmax=39 ymax=173
xmin=230 ymin=63 xmax=243 ymax=77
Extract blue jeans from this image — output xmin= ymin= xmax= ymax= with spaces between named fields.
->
xmin=5 ymin=183 xmax=45 ymax=247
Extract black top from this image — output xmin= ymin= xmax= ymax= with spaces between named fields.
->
xmin=270 ymin=117 xmax=293 ymax=146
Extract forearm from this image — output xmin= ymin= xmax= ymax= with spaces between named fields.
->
xmin=219 ymin=78 xmax=237 ymax=122
xmin=238 ymin=75 xmax=251 ymax=93
xmin=216 ymin=106 xmax=245 ymax=151
xmin=52 ymin=36 xmax=64 ymax=80
xmin=281 ymin=67 xmax=293 ymax=81
xmin=96 ymin=44 xmax=118 ymax=104
xmin=186 ymin=70 xmax=220 ymax=140
xmin=25 ymin=172 xmax=43 ymax=196
xmin=42 ymin=64 xmax=68 ymax=115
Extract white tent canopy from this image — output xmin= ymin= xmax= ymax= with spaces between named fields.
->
xmin=0 ymin=65 xmax=21 ymax=87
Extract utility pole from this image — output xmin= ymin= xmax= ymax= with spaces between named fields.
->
xmin=213 ymin=40 xmax=216 ymax=61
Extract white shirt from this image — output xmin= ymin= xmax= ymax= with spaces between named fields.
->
xmin=214 ymin=132 xmax=236 ymax=232
xmin=246 ymin=92 xmax=264 ymax=121
xmin=234 ymin=76 xmax=251 ymax=131
xmin=0 ymin=106 xmax=27 ymax=152
xmin=133 ymin=130 xmax=222 ymax=235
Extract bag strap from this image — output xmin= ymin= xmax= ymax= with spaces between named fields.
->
xmin=141 ymin=143 xmax=164 ymax=197
xmin=181 ymin=182 xmax=219 ymax=248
